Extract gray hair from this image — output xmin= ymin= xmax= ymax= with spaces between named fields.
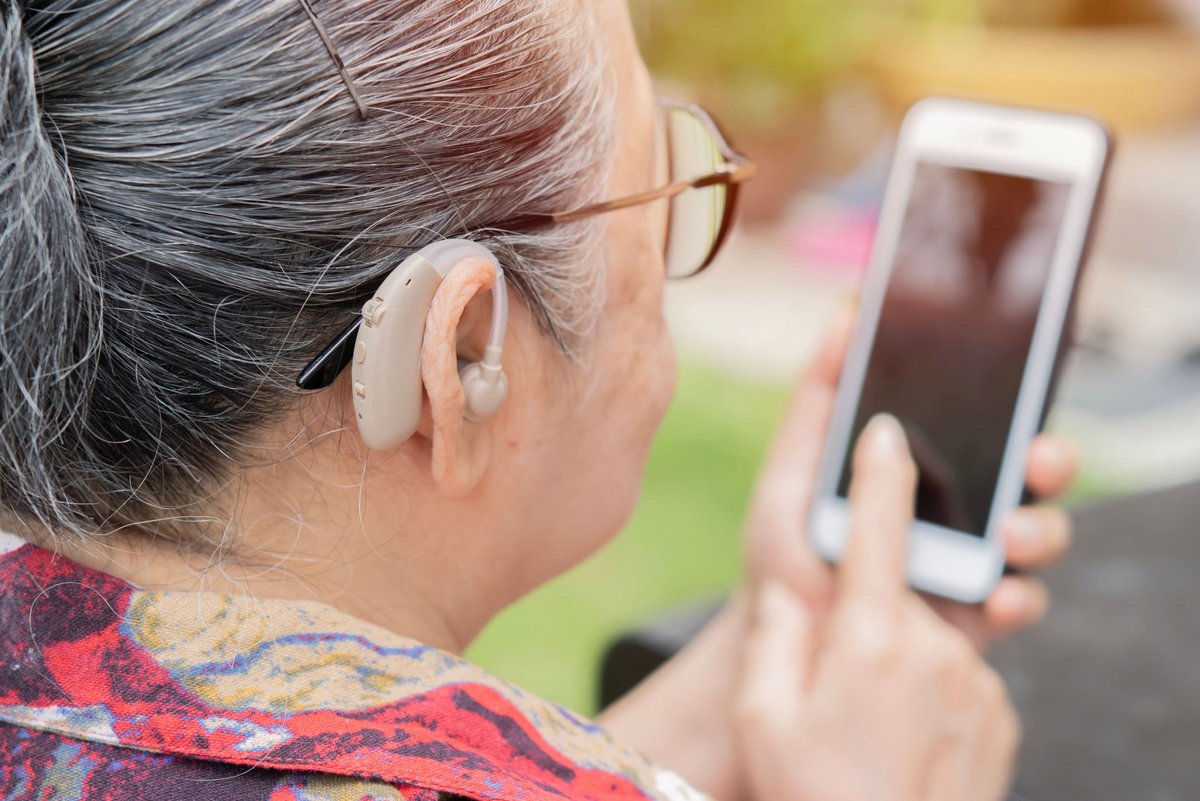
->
xmin=0 ymin=0 xmax=614 ymax=547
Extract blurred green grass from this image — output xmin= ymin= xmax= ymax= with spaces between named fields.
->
xmin=468 ymin=360 xmax=1115 ymax=715
xmin=467 ymin=361 xmax=790 ymax=715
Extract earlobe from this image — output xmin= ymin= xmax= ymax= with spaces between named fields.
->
xmin=419 ymin=260 xmax=503 ymax=497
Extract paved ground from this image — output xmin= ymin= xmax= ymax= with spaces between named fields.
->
xmin=993 ymin=481 xmax=1200 ymax=801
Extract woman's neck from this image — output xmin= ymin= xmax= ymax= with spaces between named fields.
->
xmin=49 ymin=527 xmax=475 ymax=654
xmin=38 ymin=447 xmax=507 ymax=656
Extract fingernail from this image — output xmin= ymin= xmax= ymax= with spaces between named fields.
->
xmin=996 ymin=580 xmax=1031 ymax=618
xmin=1009 ymin=510 xmax=1041 ymax=544
xmin=865 ymin=413 xmax=905 ymax=457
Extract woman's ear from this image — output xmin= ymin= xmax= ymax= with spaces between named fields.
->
xmin=414 ymin=257 xmax=501 ymax=497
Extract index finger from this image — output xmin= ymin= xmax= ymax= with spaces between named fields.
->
xmin=1025 ymin=434 xmax=1080 ymax=500
xmin=758 ymin=301 xmax=856 ymax=486
xmin=838 ymin=413 xmax=919 ymax=611
xmin=746 ymin=305 xmax=856 ymax=594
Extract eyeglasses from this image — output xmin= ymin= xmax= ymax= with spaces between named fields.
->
xmin=509 ymin=97 xmax=756 ymax=279
xmin=297 ymin=97 xmax=754 ymax=390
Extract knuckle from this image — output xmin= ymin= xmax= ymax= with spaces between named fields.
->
xmin=733 ymin=688 xmax=771 ymax=730
xmin=840 ymin=604 xmax=900 ymax=665
xmin=1004 ymin=705 xmax=1024 ymax=752
xmin=749 ymin=480 xmax=802 ymax=532
xmin=924 ymin=613 xmax=967 ymax=658
xmin=733 ymin=695 xmax=789 ymax=744
xmin=925 ymin=625 xmax=978 ymax=685
xmin=977 ymin=665 xmax=1008 ymax=705
xmin=947 ymin=627 xmax=978 ymax=666
xmin=992 ymin=685 xmax=1023 ymax=757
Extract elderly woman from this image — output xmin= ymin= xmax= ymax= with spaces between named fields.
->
xmin=0 ymin=1 xmax=1077 ymax=800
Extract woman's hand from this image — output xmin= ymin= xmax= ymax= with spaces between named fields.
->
xmin=599 ymin=309 xmax=1074 ymax=799
xmin=737 ymin=415 xmax=1019 ymax=801
xmin=744 ymin=306 xmax=1079 ymax=649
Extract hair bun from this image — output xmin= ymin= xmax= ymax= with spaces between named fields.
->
xmin=0 ymin=2 xmax=103 ymax=536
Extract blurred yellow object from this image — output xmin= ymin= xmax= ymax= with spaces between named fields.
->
xmin=868 ymin=25 xmax=1200 ymax=132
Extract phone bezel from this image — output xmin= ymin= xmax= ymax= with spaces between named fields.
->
xmin=809 ymin=97 xmax=1110 ymax=603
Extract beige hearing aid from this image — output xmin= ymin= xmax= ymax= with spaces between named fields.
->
xmin=351 ymin=240 xmax=509 ymax=451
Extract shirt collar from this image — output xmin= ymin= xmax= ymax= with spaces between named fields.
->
xmin=0 ymin=537 xmax=708 ymax=801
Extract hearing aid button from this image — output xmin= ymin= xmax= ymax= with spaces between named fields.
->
xmin=354 ymin=342 xmax=367 ymax=364
xmin=362 ymin=299 xmax=386 ymax=327
xmin=353 ymin=381 xmax=367 ymax=399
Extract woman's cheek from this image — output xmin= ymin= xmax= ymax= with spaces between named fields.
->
xmin=657 ymin=330 xmax=677 ymax=418
xmin=639 ymin=319 xmax=677 ymax=436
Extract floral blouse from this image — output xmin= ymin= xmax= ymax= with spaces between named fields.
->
xmin=0 ymin=533 xmax=708 ymax=801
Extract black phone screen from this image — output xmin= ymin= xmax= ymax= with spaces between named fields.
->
xmin=836 ymin=163 xmax=1071 ymax=536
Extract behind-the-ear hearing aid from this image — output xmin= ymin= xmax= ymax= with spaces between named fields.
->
xmin=295 ymin=239 xmax=508 ymax=451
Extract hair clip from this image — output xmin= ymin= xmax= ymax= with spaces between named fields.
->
xmin=298 ymin=0 xmax=369 ymax=121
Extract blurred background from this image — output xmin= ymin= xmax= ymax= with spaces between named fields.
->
xmin=470 ymin=1 xmax=1200 ymax=798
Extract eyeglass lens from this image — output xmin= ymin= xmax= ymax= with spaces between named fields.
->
xmin=664 ymin=105 xmax=729 ymax=279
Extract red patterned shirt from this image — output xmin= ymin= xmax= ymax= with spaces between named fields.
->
xmin=0 ymin=533 xmax=709 ymax=801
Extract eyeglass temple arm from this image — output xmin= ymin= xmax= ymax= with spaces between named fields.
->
xmin=549 ymin=161 xmax=757 ymax=224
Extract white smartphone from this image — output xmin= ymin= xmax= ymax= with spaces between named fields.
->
xmin=809 ymin=97 xmax=1112 ymax=603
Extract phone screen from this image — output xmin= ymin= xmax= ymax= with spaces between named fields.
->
xmin=836 ymin=163 xmax=1071 ymax=536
